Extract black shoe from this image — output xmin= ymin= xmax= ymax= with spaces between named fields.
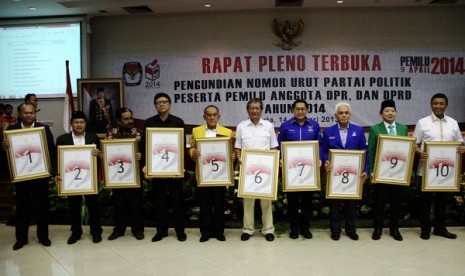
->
xmin=134 ymin=233 xmax=145 ymax=240
xmin=216 ymin=234 xmax=226 ymax=241
xmin=433 ymin=229 xmax=457 ymax=239
xmin=301 ymin=231 xmax=313 ymax=239
xmin=13 ymin=241 xmax=28 ymax=251
xmin=347 ymin=232 xmax=359 ymax=241
xmin=67 ymin=234 xmax=81 ymax=245
xmin=372 ymin=228 xmax=382 ymax=240
xmin=107 ymin=232 xmax=122 ymax=241
xmin=199 ymin=235 xmax=210 ymax=242
xmin=331 ymin=232 xmax=340 ymax=241
xmin=420 ymin=231 xmax=430 ymax=240
xmin=289 ymin=231 xmax=298 ymax=239
xmin=152 ymin=232 xmax=168 ymax=242
xmin=177 ymin=233 xmax=187 ymax=242
xmin=389 ymin=229 xmax=403 ymax=241
xmin=265 ymin=233 xmax=275 ymax=241
xmin=92 ymin=235 xmax=102 ymax=243
xmin=241 ymin=233 xmax=251 ymax=241
xmin=39 ymin=238 xmax=51 ymax=247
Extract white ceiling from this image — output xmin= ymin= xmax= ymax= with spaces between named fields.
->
xmin=1 ymin=0 xmax=465 ymax=19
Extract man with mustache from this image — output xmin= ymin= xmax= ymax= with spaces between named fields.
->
xmin=106 ymin=107 xmax=144 ymax=241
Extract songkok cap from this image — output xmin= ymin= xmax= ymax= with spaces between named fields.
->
xmin=71 ymin=111 xmax=87 ymax=122
xmin=97 ymin=87 xmax=104 ymax=92
xmin=380 ymin=99 xmax=396 ymax=112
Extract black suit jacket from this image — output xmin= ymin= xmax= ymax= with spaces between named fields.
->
xmin=55 ymin=132 xmax=100 ymax=173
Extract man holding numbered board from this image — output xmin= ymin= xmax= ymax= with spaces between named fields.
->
xmin=413 ymin=93 xmax=465 ymax=240
xmin=189 ymin=105 xmax=234 ymax=242
xmin=235 ymin=98 xmax=279 ymax=242
xmin=368 ymin=100 xmax=408 ymax=241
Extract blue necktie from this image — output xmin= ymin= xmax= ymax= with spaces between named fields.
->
xmin=388 ymin=124 xmax=395 ymax=135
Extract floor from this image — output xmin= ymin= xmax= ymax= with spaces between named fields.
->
xmin=1 ymin=224 xmax=465 ymax=276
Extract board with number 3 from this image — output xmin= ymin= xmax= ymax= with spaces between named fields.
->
xmin=101 ymin=138 xmax=140 ymax=188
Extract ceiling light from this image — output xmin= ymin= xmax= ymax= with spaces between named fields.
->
xmin=336 ymin=0 xmax=344 ymax=3
xmin=28 ymin=7 xmax=37 ymax=10
xmin=204 ymin=4 xmax=211 ymax=8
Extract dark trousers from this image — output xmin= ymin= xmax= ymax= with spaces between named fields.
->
xmin=329 ymin=200 xmax=357 ymax=234
xmin=418 ymin=176 xmax=448 ymax=232
xmin=287 ymin=192 xmax=312 ymax=233
xmin=198 ymin=186 xmax=225 ymax=237
xmin=372 ymin=184 xmax=402 ymax=229
xmin=112 ymin=188 xmax=144 ymax=235
xmin=14 ymin=179 xmax=49 ymax=243
xmin=152 ymin=179 xmax=184 ymax=235
xmin=68 ymin=194 xmax=102 ymax=237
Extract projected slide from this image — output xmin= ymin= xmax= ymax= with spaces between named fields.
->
xmin=0 ymin=22 xmax=82 ymax=99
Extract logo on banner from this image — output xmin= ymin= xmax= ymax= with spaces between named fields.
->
xmin=272 ymin=19 xmax=304 ymax=50
xmin=122 ymin=62 xmax=143 ymax=86
xmin=145 ymin=58 xmax=160 ymax=88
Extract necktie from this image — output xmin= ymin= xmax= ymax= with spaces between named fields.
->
xmin=388 ymin=124 xmax=395 ymax=135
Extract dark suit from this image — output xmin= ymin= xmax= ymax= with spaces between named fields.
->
xmin=368 ymin=122 xmax=408 ymax=230
xmin=320 ymin=123 xmax=369 ymax=234
xmin=7 ymin=122 xmax=55 ymax=244
xmin=56 ymin=132 xmax=103 ymax=238
xmin=143 ymin=114 xmax=185 ymax=236
xmin=89 ymin=98 xmax=114 ymax=133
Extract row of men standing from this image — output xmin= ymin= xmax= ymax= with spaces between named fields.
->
xmin=4 ymin=92 xmax=464 ymax=250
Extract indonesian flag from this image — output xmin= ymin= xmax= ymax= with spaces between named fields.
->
xmin=63 ymin=60 xmax=75 ymax=132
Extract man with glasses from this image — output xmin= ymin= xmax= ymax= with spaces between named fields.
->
xmin=278 ymin=99 xmax=320 ymax=240
xmin=143 ymin=92 xmax=187 ymax=242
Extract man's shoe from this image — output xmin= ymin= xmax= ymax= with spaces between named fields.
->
xmin=241 ymin=233 xmax=251 ymax=241
xmin=433 ymin=229 xmax=457 ymax=239
xmin=389 ymin=229 xmax=403 ymax=241
xmin=177 ymin=233 xmax=187 ymax=242
xmin=67 ymin=234 xmax=81 ymax=245
xmin=92 ymin=235 xmax=102 ymax=243
xmin=301 ymin=231 xmax=313 ymax=239
xmin=134 ymin=233 xmax=145 ymax=240
xmin=107 ymin=232 xmax=122 ymax=241
xmin=420 ymin=231 xmax=430 ymax=240
xmin=331 ymin=232 xmax=340 ymax=241
xmin=39 ymin=238 xmax=51 ymax=247
xmin=199 ymin=235 xmax=209 ymax=242
xmin=216 ymin=234 xmax=226 ymax=241
xmin=372 ymin=228 xmax=382 ymax=240
xmin=13 ymin=241 xmax=28 ymax=251
xmin=347 ymin=232 xmax=359 ymax=241
xmin=152 ymin=232 xmax=168 ymax=242
xmin=289 ymin=231 xmax=299 ymax=239
xmin=265 ymin=233 xmax=275 ymax=241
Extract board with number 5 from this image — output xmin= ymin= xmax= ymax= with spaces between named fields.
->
xmin=195 ymin=137 xmax=233 ymax=187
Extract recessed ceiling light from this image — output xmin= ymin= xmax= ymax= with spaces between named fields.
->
xmin=28 ymin=7 xmax=37 ymax=10
xmin=204 ymin=4 xmax=211 ymax=8
xmin=336 ymin=0 xmax=344 ymax=3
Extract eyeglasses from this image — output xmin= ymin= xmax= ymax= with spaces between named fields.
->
xmin=155 ymin=100 xmax=170 ymax=106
